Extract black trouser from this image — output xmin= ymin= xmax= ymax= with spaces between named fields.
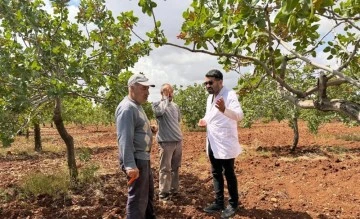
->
xmin=208 ymin=143 xmax=239 ymax=208
xmin=122 ymin=159 xmax=155 ymax=219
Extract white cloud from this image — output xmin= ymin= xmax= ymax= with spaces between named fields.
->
xmin=39 ymin=0 xmax=258 ymax=102
xmin=103 ymin=0 xmax=240 ymax=102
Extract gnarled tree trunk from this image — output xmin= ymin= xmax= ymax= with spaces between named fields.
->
xmin=53 ymin=97 xmax=78 ymax=182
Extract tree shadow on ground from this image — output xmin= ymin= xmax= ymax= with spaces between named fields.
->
xmin=238 ymin=207 xmax=312 ymax=219
xmin=0 ymin=145 xmax=116 ymax=162
xmin=0 ymin=150 xmax=66 ymax=162
xmin=255 ymin=145 xmax=360 ymax=158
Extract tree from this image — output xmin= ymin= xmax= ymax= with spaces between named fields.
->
xmin=238 ymin=61 xmax=338 ymax=150
xmin=173 ymin=84 xmax=207 ymax=129
xmin=62 ymin=97 xmax=94 ymax=128
xmin=34 ymin=121 xmax=42 ymax=152
xmin=0 ymin=0 xmax=151 ymax=181
xmin=139 ymin=0 xmax=360 ymax=124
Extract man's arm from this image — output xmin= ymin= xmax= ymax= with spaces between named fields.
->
xmin=223 ymin=92 xmax=244 ymax=121
xmin=117 ymin=108 xmax=137 ymax=169
xmin=152 ymin=98 xmax=169 ymax=117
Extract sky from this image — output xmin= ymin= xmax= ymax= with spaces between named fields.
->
xmin=65 ymin=0 xmax=242 ymax=102
xmin=62 ymin=0 xmax=341 ymax=102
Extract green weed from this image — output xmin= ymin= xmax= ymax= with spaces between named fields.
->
xmin=79 ymin=163 xmax=100 ymax=184
xmin=0 ymin=189 xmax=12 ymax=203
xmin=21 ymin=171 xmax=70 ymax=198
xmin=335 ymin=133 xmax=360 ymax=141
xmin=325 ymin=146 xmax=349 ymax=154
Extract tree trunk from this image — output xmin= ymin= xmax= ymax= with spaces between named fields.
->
xmin=290 ymin=117 xmax=299 ymax=152
xmin=26 ymin=128 xmax=30 ymax=139
xmin=53 ymin=97 xmax=78 ymax=182
xmin=34 ymin=122 xmax=42 ymax=152
xmin=284 ymin=94 xmax=360 ymax=123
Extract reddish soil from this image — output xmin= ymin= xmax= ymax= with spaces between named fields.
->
xmin=0 ymin=121 xmax=359 ymax=219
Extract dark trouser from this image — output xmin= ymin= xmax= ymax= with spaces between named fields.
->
xmin=124 ymin=159 xmax=155 ymax=219
xmin=208 ymin=144 xmax=239 ymax=208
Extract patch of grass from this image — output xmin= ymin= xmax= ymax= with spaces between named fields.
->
xmin=257 ymin=150 xmax=272 ymax=158
xmin=0 ymin=143 xmax=34 ymax=157
xmin=21 ymin=171 xmax=70 ymax=198
xmin=78 ymin=147 xmax=92 ymax=162
xmin=0 ymin=134 xmax=64 ymax=157
xmin=0 ymin=189 xmax=11 ymax=203
xmin=325 ymin=146 xmax=349 ymax=154
xmin=197 ymin=153 xmax=208 ymax=164
xmin=77 ymin=148 xmax=100 ymax=184
xmin=79 ymin=163 xmax=100 ymax=184
xmin=335 ymin=133 xmax=360 ymax=141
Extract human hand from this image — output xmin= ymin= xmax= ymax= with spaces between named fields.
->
xmin=198 ymin=119 xmax=207 ymax=127
xmin=162 ymin=88 xmax=170 ymax=99
xmin=215 ymin=97 xmax=225 ymax=113
xmin=150 ymin=125 xmax=158 ymax=134
xmin=126 ymin=168 xmax=139 ymax=180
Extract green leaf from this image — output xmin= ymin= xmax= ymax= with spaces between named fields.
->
xmin=283 ymin=0 xmax=299 ymax=14
xmin=31 ymin=61 xmax=41 ymax=70
xmin=204 ymin=28 xmax=217 ymax=38
xmin=155 ymin=21 xmax=161 ymax=28
xmin=311 ymin=50 xmax=316 ymax=57
xmin=52 ymin=46 xmax=61 ymax=54
xmin=323 ymin=46 xmax=331 ymax=52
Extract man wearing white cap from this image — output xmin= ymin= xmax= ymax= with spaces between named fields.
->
xmin=115 ymin=73 xmax=156 ymax=219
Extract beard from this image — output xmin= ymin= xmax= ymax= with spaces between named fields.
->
xmin=206 ymin=88 xmax=214 ymax=94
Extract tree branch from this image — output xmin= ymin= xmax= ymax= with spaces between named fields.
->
xmin=271 ymin=32 xmax=360 ymax=88
xmin=337 ymin=38 xmax=360 ymax=72
xmin=303 ymin=22 xmax=344 ymax=56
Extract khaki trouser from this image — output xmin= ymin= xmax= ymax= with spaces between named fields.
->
xmin=158 ymin=141 xmax=182 ymax=195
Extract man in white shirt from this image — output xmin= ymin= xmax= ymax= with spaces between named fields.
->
xmin=198 ymin=69 xmax=244 ymax=219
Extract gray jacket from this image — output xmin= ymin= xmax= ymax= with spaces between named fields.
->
xmin=115 ymin=96 xmax=153 ymax=169
xmin=152 ymin=98 xmax=182 ymax=143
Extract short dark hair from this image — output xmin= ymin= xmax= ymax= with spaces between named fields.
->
xmin=205 ymin=69 xmax=223 ymax=80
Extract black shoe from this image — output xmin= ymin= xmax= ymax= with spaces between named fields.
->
xmin=204 ymin=202 xmax=224 ymax=213
xmin=159 ymin=193 xmax=170 ymax=201
xmin=170 ymin=192 xmax=178 ymax=197
xmin=221 ymin=205 xmax=237 ymax=218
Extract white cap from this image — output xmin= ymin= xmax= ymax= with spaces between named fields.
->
xmin=128 ymin=74 xmax=155 ymax=87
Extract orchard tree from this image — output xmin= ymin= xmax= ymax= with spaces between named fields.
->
xmin=90 ymin=104 xmax=113 ymax=131
xmin=239 ymin=61 xmax=339 ymax=150
xmin=62 ymin=97 xmax=94 ymax=128
xmin=139 ymin=0 xmax=360 ymax=125
xmin=0 ymin=0 xmax=151 ymax=181
xmin=103 ymin=70 xmax=156 ymax=120
xmin=173 ymin=84 xmax=207 ymax=129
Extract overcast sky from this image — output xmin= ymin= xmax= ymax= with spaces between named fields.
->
xmin=62 ymin=0 xmax=341 ymax=102
xmin=65 ymin=0 xmax=242 ymax=102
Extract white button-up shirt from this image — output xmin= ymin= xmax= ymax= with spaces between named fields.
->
xmin=203 ymin=87 xmax=244 ymax=159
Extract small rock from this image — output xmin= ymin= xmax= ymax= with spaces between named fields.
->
xmin=191 ymin=199 xmax=196 ymax=205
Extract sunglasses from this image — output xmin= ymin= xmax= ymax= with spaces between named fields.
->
xmin=203 ymin=81 xmax=214 ymax=86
